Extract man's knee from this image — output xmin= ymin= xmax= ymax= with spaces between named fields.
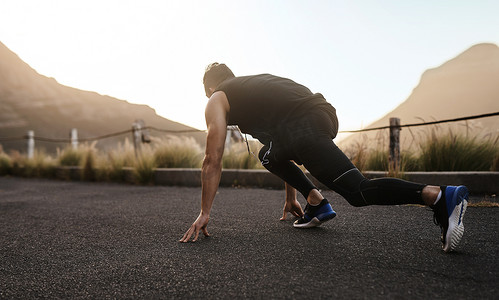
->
xmin=332 ymin=168 xmax=365 ymax=192
xmin=330 ymin=168 xmax=370 ymax=207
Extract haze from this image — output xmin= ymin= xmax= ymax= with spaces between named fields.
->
xmin=1 ymin=0 xmax=498 ymax=141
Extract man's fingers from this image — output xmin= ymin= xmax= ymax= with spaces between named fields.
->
xmin=202 ymin=227 xmax=210 ymax=237
xmin=180 ymin=226 xmax=195 ymax=243
xmin=280 ymin=210 xmax=287 ymax=221
xmin=192 ymin=227 xmax=200 ymax=242
xmin=179 ymin=230 xmax=188 ymax=242
xmin=180 ymin=229 xmax=191 ymax=242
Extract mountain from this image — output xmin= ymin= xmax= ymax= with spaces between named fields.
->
xmin=338 ymin=43 xmax=499 ymax=152
xmin=0 ymin=41 xmax=206 ymax=154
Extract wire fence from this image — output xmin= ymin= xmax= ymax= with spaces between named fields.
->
xmin=0 ymin=111 xmax=498 ymax=144
xmin=338 ymin=111 xmax=499 ymax=133
xmin=0 ymin=127 xmax=204 ymax=143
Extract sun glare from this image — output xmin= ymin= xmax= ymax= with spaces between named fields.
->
xmin=0 ymin=0 xmax=498 ymax=132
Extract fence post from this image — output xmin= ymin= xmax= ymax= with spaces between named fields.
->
xmin=71 ymin=128 xmax=78 ymax=149
xmin=132 ymin=121 xmax=142 ymax=158
xmin=27 ymin=130 xmax=34 ymax=159
xmin=138 ymin=120 xmax=151 ymax=143
xmin=389 ymin=118 xmax=401 ymax=172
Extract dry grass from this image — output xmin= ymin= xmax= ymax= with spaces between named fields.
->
xmin=223 ymin=140 xmax=264 ymax=170
xmin=0 ymin=126 xmax=497 ymax=187
xmin=0 ymin=149 xmax=12 ymax=175
xmin=153 ymin=136 xmax=203 ymax=168
xmin=133 ymin=146 xmax=156 ymax=185
xmin=97 ymin=139 xmax=136 ymax=181
xmin=9 ymin=149 xmax=58 ymax=178
xmin=418 ymin=128 xmax=498 ymax=171
xmin=343 ymin=127 xmax=498 ymax=173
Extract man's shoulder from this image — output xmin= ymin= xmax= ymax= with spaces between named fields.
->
xmin=207 ymin=91 xmax=230 ymax=111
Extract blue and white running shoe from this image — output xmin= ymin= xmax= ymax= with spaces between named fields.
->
xmin=294 ymin=199 xmax=336 ymax=228
xmin=432 ymin=185 xmax=469 ymax=252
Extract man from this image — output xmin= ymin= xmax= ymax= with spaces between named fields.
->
xmin=180 ymin=63 xmax=469 ymax=253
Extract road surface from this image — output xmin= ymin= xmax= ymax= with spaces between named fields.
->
xmin=0 ymin=177 xmax=497 ymax=299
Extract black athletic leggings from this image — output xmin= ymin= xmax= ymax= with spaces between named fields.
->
xmin=258 ymin=110 xmax=425 ymax=206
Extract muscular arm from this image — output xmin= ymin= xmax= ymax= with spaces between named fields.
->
xmin=200 ymin=92 xmax=229 ymax=215
xmin=180 ymin=92 xmax=229 ymax=242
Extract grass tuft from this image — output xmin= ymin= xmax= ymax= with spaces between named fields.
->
xmin=134 ymin=147 xmax=156 ymax=185
xmin=418 ymin=129 xmax=498 ymax=171
xmin=97 ymin=139 xmax=136 ymax=182
xmin=223 ymin=140 xmax=264 ymax=169
xmin=1 ymin=125 xmax=497 ymax=186
xmin=153 ymin=136 xmax=203 ymax=168
xmin=81 ymin=146 xmax=97 ymax=181
xmin=347 ymin=128 xmax=498 ymax=173
xmin=58 ymin=147 xmax=86 ymax=166
xmin=0 ymin=150 xmax=12 ymax=175
xmin=24 ymin=150 xmax=57 ymax=178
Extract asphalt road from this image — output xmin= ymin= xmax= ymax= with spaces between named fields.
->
xmin=0 ymin=177 xmax=497 ymax=299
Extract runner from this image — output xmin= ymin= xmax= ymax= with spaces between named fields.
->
xmin=180 ymin=63 xmax=468 ymax=252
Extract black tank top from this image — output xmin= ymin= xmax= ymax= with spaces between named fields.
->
xmin=215 ymin=74 xmax=337 ymax=143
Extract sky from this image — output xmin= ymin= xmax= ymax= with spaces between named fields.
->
xmin=1 ymin=0 xmax=498 ymax=141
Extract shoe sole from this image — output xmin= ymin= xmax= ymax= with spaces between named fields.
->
xmin=293 ymin=212 xmax=336 ymax=229
xmin=443 ymin=186 xmax=468 ymax=252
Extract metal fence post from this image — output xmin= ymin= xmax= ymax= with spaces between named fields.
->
xmin=27 ymin=130 xmax=34 ymax=159
xmin=389 ymin=118 xmax=401 ymax=172
xmin=71 ymin=128 xmax=78 ymax=149
xmin=132 ymin=122 xmax=142 ymax=158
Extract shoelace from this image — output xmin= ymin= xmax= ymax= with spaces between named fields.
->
xmin=296 ymin=204 xmax=312 ymax=222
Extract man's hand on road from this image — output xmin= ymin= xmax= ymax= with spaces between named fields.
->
xmin=280 ymin=199 xmax=304 ymax=220
xmin=180 ymin=212 xmax=210 ymax=242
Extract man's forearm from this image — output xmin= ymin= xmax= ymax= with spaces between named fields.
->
xmin=200 ymin=158 xmax=222 ymax=215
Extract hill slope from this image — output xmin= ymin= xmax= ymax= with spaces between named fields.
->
xmin=0 ymin=42 xmax=206 ymax=153
xmin=339 ymin=43 xmax=499 ymax=152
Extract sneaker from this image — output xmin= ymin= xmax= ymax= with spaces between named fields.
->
xmin=432 ymin=185 xmax=469 ymax=252
xmin=294 ymin=199 xmax=337 ymax=228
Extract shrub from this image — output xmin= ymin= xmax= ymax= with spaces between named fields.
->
xmin=0 ymin=151 xmax=12 ymax=175
xmin=347 ymin=127 xmax=498 ymax=172
xmin=97 ymin=139 xmax=136 ymax=181
xmin=223 ymin=141 xmax=263 ymax=169
xmin=23 ymin=150 xmax=57 ymax=178
xmin=418 ymin=130 xmax=498 ymax=171
xmin=58 ymin=147 xmax=85 ymax=166
xmin=134 ymin=147 xmax=156 ymax=184
xmin=81 ymin=147 xmax=97 ymax=181
xmin=364 ymin=149 xmax=421 ymax=172
xmin=401 ymin=151 xmax=421 ymax=172
xmin=153 ymin=136 xmax=203 ymax=168
xmin=8 ymin=151 xmax=25 ymax=176
xmin=365 ymin=149 xmax=388 ymax=171
xmin=346 ymin=141 xmax=369 ymax=172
